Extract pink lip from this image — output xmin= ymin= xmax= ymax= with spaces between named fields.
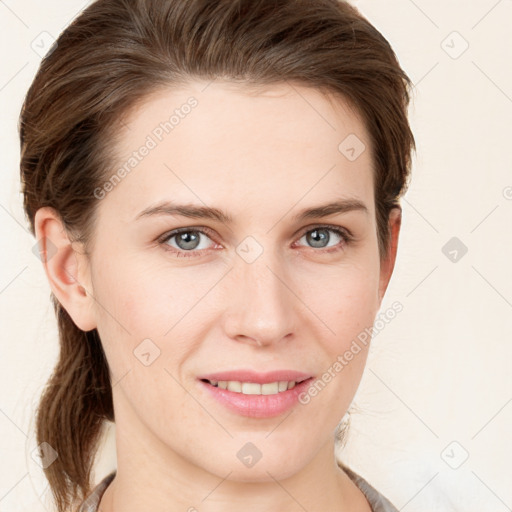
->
xmin=196 ymin=370 xmax=315 ymax=419
xmin=197 ymin=369 xmax=312 ymax=384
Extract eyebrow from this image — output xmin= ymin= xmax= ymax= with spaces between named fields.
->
xmin=135 ymin=198 xmax=369 ymax=223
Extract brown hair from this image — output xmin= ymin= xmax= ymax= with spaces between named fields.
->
xmin=19 ymin=0 xmax=415 ymax=510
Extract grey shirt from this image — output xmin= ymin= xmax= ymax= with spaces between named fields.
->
xmin=78 ymin=464 xmax=398 ymax=511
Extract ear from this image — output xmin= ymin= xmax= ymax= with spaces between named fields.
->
xmin=378 ymin=206 xmax=402 ymax=305
xmin=34 ymin=207 xmax=97 ymax=332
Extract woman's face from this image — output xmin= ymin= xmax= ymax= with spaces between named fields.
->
xmin=79 ymin=81 xmax=398 ymax=481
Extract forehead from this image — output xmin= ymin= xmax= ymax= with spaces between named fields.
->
xmin=103 ymin=80 xmax=375 ymax=222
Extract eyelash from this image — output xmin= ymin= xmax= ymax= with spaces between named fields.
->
xmin=158 ymin=224 xmax=354 ymax=259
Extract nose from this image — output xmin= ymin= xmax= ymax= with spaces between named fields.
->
xmin=223 ymin=248 xmax=299 ymax=348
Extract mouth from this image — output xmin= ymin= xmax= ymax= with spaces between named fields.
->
xmin=197 ymin=375 xmax=315 ymax=418
xmin=196 ymin=369 xmax=315 ymax=418
xmin=200 ymin=377 xmax=312 ymax=395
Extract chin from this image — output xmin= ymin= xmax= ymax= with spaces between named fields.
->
xmin=216 ymin=462 xmax=301 ymax=483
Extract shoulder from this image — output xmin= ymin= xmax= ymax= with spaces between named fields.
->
xmin=339 ymin=461 xmax=399 ymax=512
xmin=77 ymin=471 xmax=116 ymax=512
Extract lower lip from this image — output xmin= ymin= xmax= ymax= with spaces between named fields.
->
xmin=198 ymin=378 xmax=314 ymax=418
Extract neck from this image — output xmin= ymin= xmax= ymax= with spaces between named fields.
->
xmin=98 ymin=391 xmax=371 ymax=512
xmin=99 ymin=440 xmax=371 ymax=512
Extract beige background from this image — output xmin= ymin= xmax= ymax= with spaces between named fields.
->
xmin=1 ymin=1 xmax=511 ymax=510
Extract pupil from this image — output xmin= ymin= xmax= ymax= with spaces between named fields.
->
xmin=177 ymin=231 xmax=199 ymax=250
xmin=308 ymin=228 xmax=329 ymax=248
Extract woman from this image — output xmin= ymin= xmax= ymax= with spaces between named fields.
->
xmin=20 ymin=0 xmax=415 ymax=510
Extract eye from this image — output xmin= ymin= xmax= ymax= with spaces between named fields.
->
xmin=295 ymin=225 xmax=353 ymax=253
xmin=158 ymin=224 xmax=353 ymax=258
xmin=159 ymin=227 xmax=218 ymax=257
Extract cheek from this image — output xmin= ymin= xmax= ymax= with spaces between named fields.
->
xmin=88 ymin=256 xmax=167 ymax=368
xmin=93 ymin=257 xmax=178 ymax=334
xmin=91 ymin=258 xmax=215 ymax=373
xmin=310 ymin=260 xmax=381 ymax=349
xmin=305 ymin=269 xmax=378 ymax=417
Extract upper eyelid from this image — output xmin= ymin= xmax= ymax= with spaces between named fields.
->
xmin=159 ymin=225 xmax=217 ymax=244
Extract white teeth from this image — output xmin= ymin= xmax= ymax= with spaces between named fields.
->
xmin=242 ymin=382 xmax=262 ymax=395
xmin=208 ymin=380 xmax=298 ymax=395
xmin=227 ymin=381 xmax=242 ymax=392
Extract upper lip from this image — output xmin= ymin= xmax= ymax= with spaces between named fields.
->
xmin=198 ymin=369 xmax=313 ymax=384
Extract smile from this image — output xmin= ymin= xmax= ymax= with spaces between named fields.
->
xmin=202 ymin=379 xmax=308 ymax=395
xmin=198 ymin=376 xmax=315 ymax=418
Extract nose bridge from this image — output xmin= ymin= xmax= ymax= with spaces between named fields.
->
xmin=224 ymin=236 xmax=297 ymax=345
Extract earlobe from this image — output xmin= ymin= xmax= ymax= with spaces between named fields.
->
xmin=378 ymin=206 xmax=402 ymax=304
xmin=34 ymin=207 xmax=97 ymax=332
